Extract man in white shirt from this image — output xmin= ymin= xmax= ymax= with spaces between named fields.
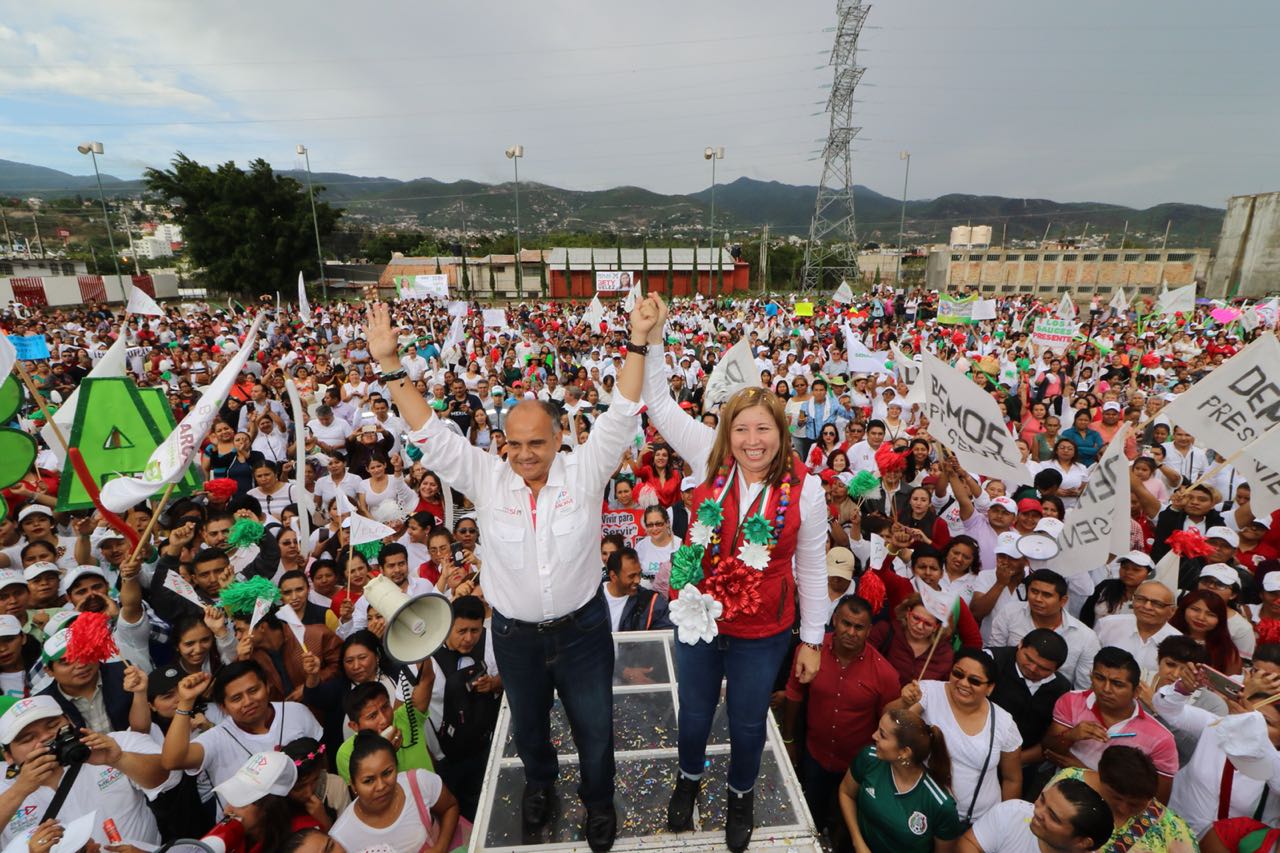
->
xmin=341 ymin=543 xmax=432 ymax=638
xmin=962 ymin=779 xmax=1115 ymax=853
xmin=365 ymin=296 xmax=654 ymax=852
xmin=1162 ymin=425 xmax=1209 ymax=485
xmin=313 ymin=456 xmax=365 ymax=512
xmin=0 ymin=695 xmax=176 ymax=849
xmin=988 ymin=569 xmax=1100 ymax=689
xmin=400 ymin=345 xmax=429 ymax=381
xmin=308 ymin=405 xmax=353 ymax=456
xmin=1093 ymin=579 xmax=1180 ymax=673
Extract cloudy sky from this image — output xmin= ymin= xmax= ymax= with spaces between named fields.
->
xmin=0 ymin=0 xmax=1273 ymax=209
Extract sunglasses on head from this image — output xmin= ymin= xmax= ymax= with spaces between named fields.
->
xmin=950 ymin=669 xmax=988 ymax=687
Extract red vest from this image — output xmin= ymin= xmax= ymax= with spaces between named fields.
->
xmin=678 ymin=456 xmax=808 ymax=639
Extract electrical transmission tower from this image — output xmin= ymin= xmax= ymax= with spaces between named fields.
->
xmin=801 ymin=0 xmax=868 ymax=292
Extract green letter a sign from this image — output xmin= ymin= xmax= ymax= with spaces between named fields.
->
xmin=55 ymin=377 xmax=201 ymax=512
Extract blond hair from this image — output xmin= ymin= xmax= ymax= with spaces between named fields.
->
xmin=703 ymin=386 xmax=794 ymax=489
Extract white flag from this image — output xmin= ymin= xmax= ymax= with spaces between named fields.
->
xmin=249 ymin=596 xmax=274 ymax=630
xmin=297 ymin=272 xmax=311 ymax=324
xmin=100 ymin=314 xmax=265 ymax=512
xmin=1240 ymin=304 xmax=1259 ymax=333
xmin=482 ymin=308 xmax=506 ymax=328
xmin=971 ymin=299 xmax=998 ymax=321
xmin=919 ymin=584 xmax=959 ymax=625
xmin=843 ymin=325 xmax=893 ymax=376
xmin=275 ymin=604 xmax=307 ymax=645
xmin=705 ymin=339 xmax=761 ymax=405
xmin=1155 ymin=283 xmax=1196 ymax=316
xmin=349 ymin=513 xmax=396 ymax=546
xmin=832 ymin=280 xmax=854 ymax=305
xmin=0 ymin=335 xmax=15 ymax=384
xmin=442 ymin=316 xmax=465 ymax=356
xmin=332 ymin=483 xmax=355 ymax=516
xmin=1159 ymin=335 xmax=1280 ymax=459
xmin=447 ymin=301 xmax=468 ymax=318
xmin=1056 ymin=293 xmax=1077 ymax=320
xmin=1109 ymin=288 xmax=1129 ymax=314
xmin=125 ymin=283 xmax=164 ymax=317
xmin=917 ymin=350 xmax=1026 ymax=484
xmin=622 ymin=281 xmax=642 ymax=313
xmin=162 ymin=570 xmax=205 ymax=608
xmin=581 ymin=296 xmax=604 ymax=330
xmin=284 ymin=379 xmax=311 ymax=546
xmin=1057 ymin=425 xmax=1131 ymax=573
xmin=1233 ymin=452 xmax=1280 ymax=519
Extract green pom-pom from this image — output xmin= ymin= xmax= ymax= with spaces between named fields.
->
xmin=1016 ymin=357 xmax=1031 ymax=371
xmin=846 ymin=470 xmax=881 ymax=499
xmin=695 ymin=500 xmax=724 ymax=529
xmin=218 ymin=576 xmax=281 ymax=617
xmin=406 ymin=443 xmax=423 ymax=462
xmin=226 ymin=517 xmax=265 ymax=549
xmin=669 ymin=545 xmax=705 ymax=591
xmin=354 ymin=541 xmax=383 ymax=562
xmin=993 ymin=331 xmax=1006 ymax=340
xmin=741 ymin=513 xmax=774 ymax=546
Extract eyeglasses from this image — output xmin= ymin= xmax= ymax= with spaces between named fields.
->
xmin=907 ymin=612 xmax=938 ymax=629
xmin=950 ymin=669 xmax=989 ymax=687
xmin=1132 ymin=594 xmax=1174 ymax=609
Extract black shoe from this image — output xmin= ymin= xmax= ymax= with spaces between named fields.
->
xmin=667 ymin=774 xmax=701 ymax=832
xmin=584 ymin=804 xmax=618 ymax=852
xmin=726 ymin=789 xmax=754 ymax=853
xmin=522 ymin=784 xmax=555 ymax=831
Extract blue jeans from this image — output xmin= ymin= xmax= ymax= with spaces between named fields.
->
xmin=491 ymin=593 xmax=616 ymax=810
xmin=675 ymin=628 xmax=793 ymax=793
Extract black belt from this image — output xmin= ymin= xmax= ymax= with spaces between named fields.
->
xmin=505 ymin=591 xmax=601 ymax=633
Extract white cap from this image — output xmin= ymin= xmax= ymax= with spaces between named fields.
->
xmin=1102 ymin=401 xmax=1122 ymax=412
xmin=1205 ymin=526 xmax=1240 ymax=548
xmin=0 ymin=615 xmax=20 ymax=638
xmin=1118 ymin=550 xmax=1155 ymax=570
xmin=44 ymin=610 xmax=78 ymax=638
xmin=89 ymin=526 xmax=126 ymax=548
xmin=0 ymin=696 xmax=63 ymax=746
xmin=995 ymin=532 xmax=1023 ymax=558
xmin=1199 ymin=563 xmax=1240 ymax=588
xmin=22 ymin=562 xmax=60 ymax=582
xmin=680 ymin=476 xmax=700 ymax=491
xmin=1249 ymin=516 xmax=1273 ymax=530
xmin=59 ymin=565 xmax=108 ymax=597
xmin=0 ymin=571 xmax=26 ymax=592
xmin=214 ymin=752 xmax=299 ymax=807
xmin=16 ymin=505 xmax=52 ymax=523
xmin=1263 ymin=573 xmax=1280 ymax=593
xmin=990 ymin=497 xmax=1017 ymax=514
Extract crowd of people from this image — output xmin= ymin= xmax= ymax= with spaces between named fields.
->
xmin=0 ymin=283 xmax=1277 ymax=853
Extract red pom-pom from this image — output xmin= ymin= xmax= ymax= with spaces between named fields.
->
xmin=951 ymin=331 xmax=967 ymax=346
xmin=204 ymin=478 xmax=239 ymax=502
xmin=1256 ymin=619 xmax=1280 ymax=647
xmin=1166 ymin=529 xmax=1214 ymax=558
xmin=1140 ymin=353 xmax=1160 ymax=369
xmin=65 ymin=611 xmax=119 ymax=665
xmin=875 ymin=442 xmax=908 ymax=476
xmin=856 ymin=571 xmax=886 ymax=615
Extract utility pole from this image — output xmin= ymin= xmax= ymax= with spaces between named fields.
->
xmin=1119 ymin=220 xmax=1128 ymax=250
xmin=0 ymin=204 xmax=12 ymax=254
xmin=1041 ymin=221 xmax=1053 ymax=247
xmin=760 ymin=224 xmax=770 ymax=295
xmin=1161 ymin=220 xmax=1172 ymax=251
xmin=31 ymin=214 xmax=45 ymax=258
xmin=120 ymin=207 xmax=141 ymax=274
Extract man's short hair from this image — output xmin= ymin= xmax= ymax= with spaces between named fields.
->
xmin=378 ymin=542 xmax=408 ymax=563
xmin=342 ymin=681 xmax=389 ymax=721
xmin=316 ymin=405 xmax=333 ymax=417
xmin=1092 ymin=646 xmax=1140 ymax=686
xmin=1025 ymin=569 xmax=1068 ymax=598
xmin=606 ymin=547 xmax=640 ymax=577
xmin=192 ymin=547 xmax=229 ymax=569
xmin=1019 ymin=628 xmax=1069 ymax=667
xmin=1052 ymin=779 xmax=1116 ymax=851
xmin=1098 ymin=745 xmax=1158 ymax=802
xmin=833 ymin=594 xmax=873 ymax=621
xmin=1156 ymin=634 xmax=1209 ymax=666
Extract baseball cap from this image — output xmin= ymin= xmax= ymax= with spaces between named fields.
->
xmin=22 ymin=562 xmax=60 ymax=582
xmin=990 ymin=497 xmax=1017 ymax=514
xmin=1263 ymin=572 xmax=1280 ymax=594
xmin=214 ymin=752 xmax=299 ymax=807
xmin=59 ymin=565 xmax=109 ymax=597
xmin=1250 ymin=516 xmax=1273 ymax=530
xmin=1016 ymin=498 xmax=1043 ymax=515
xmin=1102 ymin=401 xmax=1122 ymax=412
xmin=0 ymin=571 xmax=26 ymax=593
xmin=1205 ymin=526 xmax=1240 ymax=548
xmin=16 ymin=505 xmax=52 ymax=523
xmin=148 ymin=666 xmax=185 ymax=701
xmin=826 ymin=547 xmax=855 ymax=580
xmin=1199 ymin=563 xmax=1240 ymax=587
xmin=680 ymin=476 xmax=699 ymax=492
xmin=0 ymin=696 xmax=63 ymax=746
xmin=0 ymin=615 xmax=21 ymax=638
xmin=995 ymin=532 xmax=1023 ymax=558
xmin=1118 ymin=550 xmax=1155 ymax=570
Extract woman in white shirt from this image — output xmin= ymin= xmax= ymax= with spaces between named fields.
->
xmin=341 ymin=368 xmax=369 ymax=410
xmin=1037 ymin=438 xmax=1088 ymax=508
xmin=358 ymin=455 xmax=418 ymax=516
xmin=247 ymin=461 xmax=299 ymax=521
xmin=634 ymin=505 xmax=679 ymax=595
xmin=329 ymin=733 xmax=462 ymax=853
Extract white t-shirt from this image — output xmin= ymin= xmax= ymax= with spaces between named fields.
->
xmin=0 ymin=670 xmax=25 ymax=699
xmin=330 ymin=769 xmax=442 ymax=853
xmin=918 ymin=679 xmax=1021 ymax=823
xmin=971 ymin=800 xmax=1038 ymax=853
xmin=604 ymin=585 xmax=628 ymax=632
xmin=634 ymin=537 xmax=678 ymax=594
xmin=0 ymin=731 xmax=176 ymax=849
xmin=428 ymin=638 xmax=500 ymax=725
xmin=193 ymin=701 xmax=323 ymax=787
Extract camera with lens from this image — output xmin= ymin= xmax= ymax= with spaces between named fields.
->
xmin=45 ymin=724 xmax=90 ymax=766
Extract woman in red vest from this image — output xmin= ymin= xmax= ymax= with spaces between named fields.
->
xmin=638 ymin=295 xmax=827 ymax=853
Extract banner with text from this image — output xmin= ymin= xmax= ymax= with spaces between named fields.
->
xmin=595 ymin=271 xmax=636 ymax=293
xmin=919 ymin=350 xmax=1026 ymax=483
xmin=937 ymin=294 xmax=978 ymax=325
xmin=601 ymin=509 xmax=645 ymax=547
xmin=1031 ymin=318 xmax=1080 ymax=352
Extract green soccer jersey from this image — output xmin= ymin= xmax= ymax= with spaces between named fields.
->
xmin=336 ymin=702 xmax=434 ymax=784
xmin=851 ymin=744 xmax=961 ymax=853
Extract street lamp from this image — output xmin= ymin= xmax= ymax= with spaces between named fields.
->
xmin=895 ymin=150 xmax=911 ymax=287
xmin=76 ymin=141 xmax=126 ymax=302
xmin=704 ymin=147 xmax=724 ymax=297
xmin=296 ymin=144 xmax=328 ymax=301
xmin=505 ymin=145 xmax=524 ymax=298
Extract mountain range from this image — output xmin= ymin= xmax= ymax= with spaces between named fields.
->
xmin=0 ymin=157 xmax=1227 ymax=247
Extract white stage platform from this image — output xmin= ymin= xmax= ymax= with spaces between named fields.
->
xmin=470 ymin=631 xmax=823 ymax=852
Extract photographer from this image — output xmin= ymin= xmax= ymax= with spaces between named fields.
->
xmin=0 ymin=695 xmax=174 ymax=849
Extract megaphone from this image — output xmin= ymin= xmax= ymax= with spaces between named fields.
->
xmin=363 ymin=575 xmax=453 ymax=665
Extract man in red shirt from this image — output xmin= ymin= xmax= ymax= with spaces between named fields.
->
xmin=1239 ymin=516 xmax=1278 ymax=576
xmin=782 ymin=595 xmax=899 ymax=839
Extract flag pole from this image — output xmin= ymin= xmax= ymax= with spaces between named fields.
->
xmin=128 ymin=483 xmax=177 ymax=564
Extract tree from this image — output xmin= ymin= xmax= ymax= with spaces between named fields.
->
xmin=565 ymin=251 xmax=573 ymax=298
xmin=666 ymin=247 xmax=674 ymax=296
xmin=144 ymin=153 xmax=340 ymax=295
